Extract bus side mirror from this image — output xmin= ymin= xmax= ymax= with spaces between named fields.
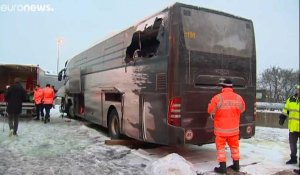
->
xmin=65 ymin=60 xmax=68 ymax=67
xmin=58 ymin=69 xmax=64 ymax=81
xmin=58 ymin=73 xmax=62 ymax=81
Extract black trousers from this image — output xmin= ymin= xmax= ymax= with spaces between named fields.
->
xmin=289 ymin=131 xmax=300 ymax=158
xmin=40 ymin=104 xmax=44 ymax=117
xmin=35 ymin=103 xmax=43 ymax=118
xmin=8 ymin=113 xmax=20 ymax=134
xmin=44 ymin=104 xmax=53 ymax=120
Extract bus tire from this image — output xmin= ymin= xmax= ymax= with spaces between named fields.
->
xmin=108 ymin=109 xmax=121 ymax=139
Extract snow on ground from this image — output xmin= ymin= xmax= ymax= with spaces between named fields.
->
xmin=144 ymin=153 xmax=197 ymax=175
xmin=0 ymin=108 xmax=148 ymax=175
xmin=0 ymin=108 xmax=298 ymax=175
xmin=138 ymin=127 xmax=298 ymax=175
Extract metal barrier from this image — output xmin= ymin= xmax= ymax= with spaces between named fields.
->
xmin=256 ymin=111 xmax=288 ymax=128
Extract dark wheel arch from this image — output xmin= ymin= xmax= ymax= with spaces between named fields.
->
xmin=108 ymin=109 xmax=121 ymax=139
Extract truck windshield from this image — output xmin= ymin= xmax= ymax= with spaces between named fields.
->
xmin=181 ymin=7 xmax=254 ymax=58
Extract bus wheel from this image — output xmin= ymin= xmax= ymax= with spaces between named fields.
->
xmin=108 ymin=110 xmax=121 ymax=139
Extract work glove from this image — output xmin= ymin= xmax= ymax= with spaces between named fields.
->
xmin=279 ymin=114 xmax=287 ymax=126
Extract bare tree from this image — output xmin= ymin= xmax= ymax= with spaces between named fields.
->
xmin=258 ymin=66 xmax=299 ymax=102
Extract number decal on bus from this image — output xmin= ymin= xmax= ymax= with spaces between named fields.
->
xmin=184 ymin=31 xmax=196 ymax=39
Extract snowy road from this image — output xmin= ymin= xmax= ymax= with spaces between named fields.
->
xmin=0 ymin=109 xmax=298 ymax=175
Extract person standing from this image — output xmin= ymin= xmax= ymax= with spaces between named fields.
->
xmin=279 ymin=85 xmax=299 ymax=174
xmin=43 ymin=84 xmax=55 ymax=124
xmin=40 ymin=87 xmax=45 ymax=121
xmin=207 ymin=78 xmax=246 ymax=174
xmin=33 ymin=84 xmax=44 ymax=120
xmin=5 ymin=77 xmax=26 ymax=136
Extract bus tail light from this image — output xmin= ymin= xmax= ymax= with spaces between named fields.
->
xmin=168 ymin=97 xmax=181 ymax=126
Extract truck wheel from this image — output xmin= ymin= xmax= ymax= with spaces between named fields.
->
xmin=108 ymin=109 xmax=121 ymax=139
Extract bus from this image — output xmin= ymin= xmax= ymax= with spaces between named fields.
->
xmin=58 ymin=3 xmax=256 ymax=146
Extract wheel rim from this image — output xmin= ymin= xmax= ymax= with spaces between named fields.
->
xmin=111 ymin=116 xmax=118 ymax=135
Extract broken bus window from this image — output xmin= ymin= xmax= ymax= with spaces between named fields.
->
xmin=125 ymin=17 xmax=163 ymax=63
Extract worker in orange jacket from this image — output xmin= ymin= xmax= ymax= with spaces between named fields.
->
xmin=43 ymin=84 xmax=55 ymax=124
xmin=33 ymin=84 xmax=44 ymax=120
xmin=207 ymin=78 xmax=246 ymax=174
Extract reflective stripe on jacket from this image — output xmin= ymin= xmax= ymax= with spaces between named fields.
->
xmin=33 ymin=88 xmax=44 ymax=104
xmin=282 ymin=94 xmax=299 ymax=132
xmin=208 ymin=87 xmax=246 ymax=136
xmin=43 ymin=87 xmax=55 ymax=104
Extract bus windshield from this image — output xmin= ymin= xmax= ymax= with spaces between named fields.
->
xmin=181 ymin=7 xmax=254 ymax=58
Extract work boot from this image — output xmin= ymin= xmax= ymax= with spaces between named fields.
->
xmin=214 ymin=162 xmax=227 ymax=174
xmin=228 ymin=160 xmax=240 ymax=172
xmin=286 ymin=156 xmax=297 ymax=164
xmin=294 ymin=169 xmax=299 ymax=175
xmin=41 ymin=117 xmax=44 ymax=121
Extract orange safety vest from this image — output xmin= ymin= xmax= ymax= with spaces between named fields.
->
xmin=33 ymin=87 xmax=44 ymax=104
xmin=43 ymin=87 xmax=55 ymax=104
xmin=208 ymin=87 xmax=246 ymax=136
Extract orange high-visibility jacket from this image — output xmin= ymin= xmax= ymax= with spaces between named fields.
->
xmin=33 ymin=87 xmax=44 ymax=104
xmin=208 ymin=88 xmax=246 ymax=136
xmin=43 ymin=87 xmax=55 ymax=104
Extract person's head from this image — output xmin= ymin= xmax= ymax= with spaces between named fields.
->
xmin=296 ymin=84 xmax=300 ymax=96
xmin=219 ymin=78 xmax=233 ymax=88
xmin=35 ymin=84 xmax=40 ymax=89
xmin=46 ymin=84 xmax=50 ymax=87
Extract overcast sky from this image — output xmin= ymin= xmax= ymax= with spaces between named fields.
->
xmin=0 ymin=0 xmax=299 ymax=74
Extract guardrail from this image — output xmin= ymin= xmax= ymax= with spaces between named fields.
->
xmin=256 ymin=111 xmax=288 ymax=128
xmin=0 ymin=102 xmax=35 ymax=116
